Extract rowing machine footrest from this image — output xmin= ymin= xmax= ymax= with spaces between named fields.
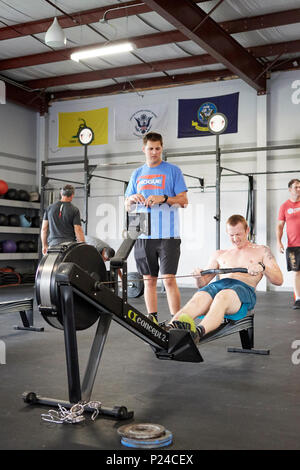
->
xmin=227 ymin=347 xmax=270 ymax=355
xmin=156 ymin=329 xmax=203 ymax=363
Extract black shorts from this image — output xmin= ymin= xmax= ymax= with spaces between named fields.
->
xmin=134 ymin=239 xmax=181 ymax=277
xmin=286 ymin=247 xmax=300 ymax=271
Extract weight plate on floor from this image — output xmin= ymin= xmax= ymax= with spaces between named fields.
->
xmin=127 ymin=272 xmax=144 ymax=298
xmin=118 ymin=422 xmax=165 ymax=439
xmin=120 ymin=429 xmax=173 ymax=449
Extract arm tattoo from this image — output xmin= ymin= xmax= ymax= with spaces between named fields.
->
xmin=263 ymin=246 xmax=275 ymax=261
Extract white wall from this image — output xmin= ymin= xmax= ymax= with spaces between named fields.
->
xmin=42 ymin=70 xmax=300 ymax=292
xmin=0 ymin=100 xmax=39 ymax=273
xmin=0 ymin=101 xmax=38 ymax=188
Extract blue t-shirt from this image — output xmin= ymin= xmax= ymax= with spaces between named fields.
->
xmin=125 ymin=161 xmax=187 ymax=239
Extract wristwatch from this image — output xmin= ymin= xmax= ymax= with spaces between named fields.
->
xmin=258 ymin=262 xmax=265 ymax=271
xmin=162 ymin=194 xmax=169 ymax=203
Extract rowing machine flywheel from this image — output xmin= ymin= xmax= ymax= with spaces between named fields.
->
xmin=36 ymin=242 xmax=108 ymax=331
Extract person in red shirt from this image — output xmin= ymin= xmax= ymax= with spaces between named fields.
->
xmin=277 ymin=179 xmax=300 ymax=309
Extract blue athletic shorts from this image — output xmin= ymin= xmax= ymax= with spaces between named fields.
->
xmin=197 ymin=278 xmax=256 ymax=321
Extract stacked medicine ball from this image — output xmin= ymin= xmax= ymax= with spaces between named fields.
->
xmin=0 ymin=180 xmax=40 ymax=203
xmin=0 ymin=213 xmax=40 ymax=228
xmin=0 ymin=213 xmax=21 ymax=227
xmin=4 ymin=188 xmax=31 ymax=201
xmin=16 ymin=240 xmax=38 ymax=253
xmin=0 ymin=180 xmax=8 ymax=196
xmin=0 ymin=181 xmax=40 ymax=254
xmin=0 ymin=239 xmax=37 ymax=253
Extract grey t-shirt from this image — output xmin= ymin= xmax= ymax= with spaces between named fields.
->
xmin=85 ymin=235 xmax=111 ymax=254
xmin=44 ymin=201 xmax=81 ymax=246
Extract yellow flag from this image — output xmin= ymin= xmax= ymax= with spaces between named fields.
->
xmin=58 ymin=108 xmax=108 ymax=147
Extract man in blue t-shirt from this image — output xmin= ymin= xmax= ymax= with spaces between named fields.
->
xmin=125 ymin=132 xmax=188 ymax=322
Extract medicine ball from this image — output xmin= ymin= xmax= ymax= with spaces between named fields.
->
xmin=29 ymin=192 xmax=40 ymax=202
xmin=0 ymin=213 xmax=8 ymax=226
xmin=27 ymin=240 xmax=36 ymax=252
xmin=31 ymin=216 xmax=40 ymax=228
xmin=2 ymin=240 xmax=17 ymax=253
xmin=8 ymin=214 xmax=20 ymax=226
xmin=18 ymin=189 xmax=30 ymax=201
xmin=19 ymin=214 xmax=32 ymax=227
xmin=0 ymin=180 xmax=8 ymax=196
xmin=16 ymin=240 xmax=29 ymax=253
xmin=5 ymin=188 xmax=19 ymax=200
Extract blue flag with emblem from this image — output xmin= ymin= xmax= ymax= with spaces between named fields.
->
xmin=178 ymin=92 xmax=239 ymax=138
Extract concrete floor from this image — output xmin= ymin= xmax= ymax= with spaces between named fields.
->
xmin=0 ymin=285 xmax=299 ymax=450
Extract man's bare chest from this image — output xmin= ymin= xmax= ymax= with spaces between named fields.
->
xmin=218 ymin=248 xmax=263 ymax=268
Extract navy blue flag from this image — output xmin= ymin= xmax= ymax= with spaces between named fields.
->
xmin=178 ymin=92 xmax=239 ymax=138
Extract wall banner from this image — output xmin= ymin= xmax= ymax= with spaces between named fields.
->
xmin=58 ymin=108 xmax=108 ymax=147
xmin=178 ymin=92 xmax=239 ymax=138
xmin=115 ymin=103 xmax=168 ymax=141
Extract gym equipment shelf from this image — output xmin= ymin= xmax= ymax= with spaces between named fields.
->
xmin=0 ymin=198 xmax=40 ymax=263
xmin=0 ymin=199 xmax=40 ymax=210
xmin=0 ymin=227 xmax=40 ymax=234
xmin=0 ymin=253 xmax=39 ymax=260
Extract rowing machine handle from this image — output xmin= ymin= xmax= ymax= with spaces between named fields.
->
xmin=201 ymin=268 xmax=248 ymax=275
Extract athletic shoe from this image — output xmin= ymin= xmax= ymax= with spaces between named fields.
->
xmin=146 ymin=313 xmax=158 ymax=324
xmin=293 ymin=300 xmax=300 ymax=309
xmin=158 ymin=321 xmax=172 ymax=331
xmin=159 ymin=320 xmax=186 ymax=332
xmin=172 ymin=314 xmax=201 ymax=344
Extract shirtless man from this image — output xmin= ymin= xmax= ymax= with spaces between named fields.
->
xmin=168 ymin=214 xmax=283 ymax=342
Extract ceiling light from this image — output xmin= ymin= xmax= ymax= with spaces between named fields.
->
xmin=45 ymin=17 xmax=66 ymax=48
xmin=71 ymin=42 xmax=134 ymax=62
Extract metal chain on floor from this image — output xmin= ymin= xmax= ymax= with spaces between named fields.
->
xmin=41 ymin=401 xmax=102 ymax=424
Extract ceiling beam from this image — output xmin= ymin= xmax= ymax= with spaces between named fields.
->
xmin=0 ymin=1 xmax=151 ymax=40
xmin=0 ymin=30 xmax=185 ymax=71
xmin=248 ymin=39 xmax=300 ymax=59
xmin=269 ymin=57 xmax=300 ymax=72
xmin=16 ymin=38 xmax=300 ymax=91
xmin=22 ymin=54 xmax=219 ymax=89
xmin=0 ymin=3 xmax=299 ymax=41
xmin=46 ymin=55 xmax=300 ymax=103
xmin=220 ymin=8 xmax=300 ymax=34
xmin=143 ymin=0 xmax=266 ymax=92
xmin=2 ymin=28 xmax=300 ymax=73
xmin=48 ymin=68 xmax=233 ymax=101
xmin=5 ymin=82 xmax=47 ymax=114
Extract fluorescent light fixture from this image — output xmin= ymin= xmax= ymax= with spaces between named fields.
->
xmin=71 ymin=42 xmax=134 ymax=62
